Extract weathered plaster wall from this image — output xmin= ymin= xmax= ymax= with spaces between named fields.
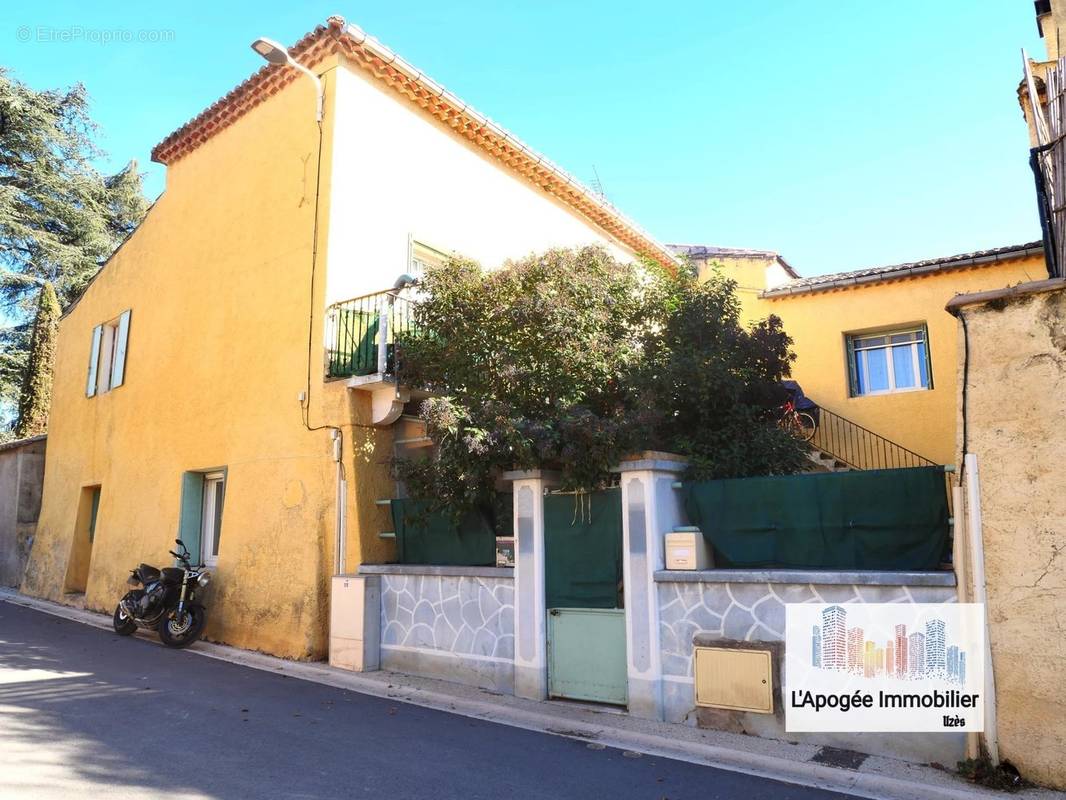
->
xmin=656 ymin=577 xmax=959 ymax=764
xmin=0 ymin=437 xmax=46 ymax=586
xmin=954 ymin=288 xmax=1066 ymax=789
xmin=379 ymin=572 xmax=515 ymax=693
xmin=21 ymin=62 xmax=350 ymax=659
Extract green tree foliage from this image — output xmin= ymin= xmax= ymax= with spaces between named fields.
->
xmin=14 ymin=281 xmax=59 ymax=438
xmin=0 ymin=67 xmax=147 ymax=425
xmin=395 ymin=247 xmax=807 ymax=519
xmin=396 ymin=247 xmax=650 ymax=516
xmin=636 ymin=266 xmax=809 ymax=479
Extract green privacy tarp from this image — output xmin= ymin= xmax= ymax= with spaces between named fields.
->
xmin=684 ymin=467 xmax=949 ymax=571
xmin=391 ymin=498 xmax=501 ymax=566
xmin=330 ymin=309 xmax=379 ymax=377
xmin=544 ymin=489 xmax=623 ymax=609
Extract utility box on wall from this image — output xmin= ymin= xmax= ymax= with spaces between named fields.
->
xmin=664 ymin=529 xmax=713 ymax=570
xmin=694 ymin=646 xmax=773 ymax=714
xmin=329 ymin=574 xmax=380 ymax=672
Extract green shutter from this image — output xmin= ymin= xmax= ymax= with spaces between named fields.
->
xmin=178 ymin=472 xmax=204 ymax=564
xmin=845 ymin=335 xmax=859 ymax=397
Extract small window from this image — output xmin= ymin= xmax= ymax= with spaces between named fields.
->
xmin=86 ymin=309 xmax=131 ymax=397
xmin=847 ymin=326 xmax=931 ymax=396
xmin=201 ymin=472 xmax=225 ymax=567
xmin=407 ymin=236 xmax=448 ymax=282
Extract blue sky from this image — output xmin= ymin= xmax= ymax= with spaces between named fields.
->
xmin=1 ymin=1 xmax=1047 ymax=276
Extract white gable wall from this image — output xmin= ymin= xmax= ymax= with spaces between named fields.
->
xmin=324 ymin=62 xmax=635 ymax=305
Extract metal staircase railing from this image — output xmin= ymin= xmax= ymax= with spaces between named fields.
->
xmin=810 ymin=405 xmax=938 ymax=471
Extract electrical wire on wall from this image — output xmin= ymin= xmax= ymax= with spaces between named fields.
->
xmin=956 ymin=308 xmax=970 ymax=487
xmin=301 ymin=106 xmax=329 ymax=433
xmin=293 ymin=66 xmax=379 ymax=435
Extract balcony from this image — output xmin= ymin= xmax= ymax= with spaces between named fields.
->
xmin=326 ymin=288 xmax=418 ymax=425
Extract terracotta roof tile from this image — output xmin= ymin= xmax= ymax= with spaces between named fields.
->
xmin=761 ymin=241 xmax=1045 ymax=298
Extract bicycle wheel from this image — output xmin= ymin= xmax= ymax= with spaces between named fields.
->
xmin=795 ymin=412 xmax=817 ymax=442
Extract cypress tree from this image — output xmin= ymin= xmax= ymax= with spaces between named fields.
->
xmin=0 ymin=66 xmax=146 ymax=420
xmin=15 ymin=282 xmax=60 ymax=438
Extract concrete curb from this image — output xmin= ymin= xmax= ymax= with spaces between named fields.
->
xmin=0 ymin=589 xmax=1043 ymax=800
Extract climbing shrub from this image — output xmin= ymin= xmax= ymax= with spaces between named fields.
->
xmin=395 ymin=247 xmax=806 ymax=519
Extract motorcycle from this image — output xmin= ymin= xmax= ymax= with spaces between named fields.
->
xmin=112 ymin=539 xmax=210 ymax=648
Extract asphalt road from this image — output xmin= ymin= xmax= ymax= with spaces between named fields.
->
xmin=0 ymin=601 xmax=857 ymax=800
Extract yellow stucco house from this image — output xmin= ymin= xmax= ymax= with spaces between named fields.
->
xmin=23 ymin=13 xmax=1049 ymax=669
xmin=671 ymin=242 xmax=1048 ymax=467
xmin=21 ymin=17 xmax=677 ymax=659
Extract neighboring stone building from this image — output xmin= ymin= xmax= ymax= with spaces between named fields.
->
xmin=945 ymin=280 xmax=1066 ymax=790
xmin=0 ymin=435 xmax=46 ymax=587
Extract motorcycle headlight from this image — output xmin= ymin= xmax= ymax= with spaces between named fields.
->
xmin=197 ymin=572 xmax=211 ymax=588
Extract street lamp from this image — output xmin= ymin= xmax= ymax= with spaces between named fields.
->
xmin=250 ymin=37 xmax=323 ymax=122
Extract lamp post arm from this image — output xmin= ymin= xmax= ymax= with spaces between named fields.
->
xmin=287 ymin=59 xmax=324 ymax=122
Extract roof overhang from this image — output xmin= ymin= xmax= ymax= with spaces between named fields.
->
xmin=761 ymin=242 xmax=1046 ymax=299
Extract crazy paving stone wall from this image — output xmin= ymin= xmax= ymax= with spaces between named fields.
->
xmin=380 ymin=573 xmax=515 ymax=692
xmin=657 ymin=580 xmax=957 ymax=686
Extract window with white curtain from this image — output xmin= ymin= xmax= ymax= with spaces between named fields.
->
xmin=847 ymin=327 xmax=931 ymax=396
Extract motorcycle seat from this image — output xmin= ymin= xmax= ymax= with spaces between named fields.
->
xmin=136 ymin=564 xmax=161 ymax=583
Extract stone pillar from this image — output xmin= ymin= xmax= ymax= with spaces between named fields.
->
xmin=502 ymin=469 xmax=559 ymax=701
xmin=617 ymin=453 xmax=688 ymax=720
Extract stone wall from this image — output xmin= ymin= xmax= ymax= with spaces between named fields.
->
xmin=0 ymin=436 xmax=46 ymax=587
xmin=656 ymin=572 xmax=958 ymax=764
xmin=952 ymin=285 xmax=1066 ymax=789
xmin=376 ymin=568 xmax=515 ymax=693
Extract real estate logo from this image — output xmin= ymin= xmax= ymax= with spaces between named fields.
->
xmin=785 ymin=603 xmax=985 ymax=733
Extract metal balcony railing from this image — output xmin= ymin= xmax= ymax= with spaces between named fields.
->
xmin=809 ymin=404 xmax=938 ymax=471
xmin=325 ymin=289 xmax=416 ymax=379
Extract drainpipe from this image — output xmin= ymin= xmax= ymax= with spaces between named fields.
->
xmin=378 ymin=298 xmax=391 ymax=376
xmin=951 ymin=482 xmax=979 ymax=759
xmin=332 ymin=429 xmax=348 ymax=575
xmin=963 ymin=452 xmax=999 ymax=765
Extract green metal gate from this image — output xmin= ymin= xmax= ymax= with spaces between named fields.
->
xmin=544 ymin=489 xmax=627 ymax=706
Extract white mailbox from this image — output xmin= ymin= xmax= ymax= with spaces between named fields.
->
xmin=664 ymin=529 xmax=713 ymax=570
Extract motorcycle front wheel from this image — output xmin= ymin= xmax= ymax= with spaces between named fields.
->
xmin=113 ymin=604 xmax=137 ymax=636
xmin=158 ymin=606 xmax=206 ymax=649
